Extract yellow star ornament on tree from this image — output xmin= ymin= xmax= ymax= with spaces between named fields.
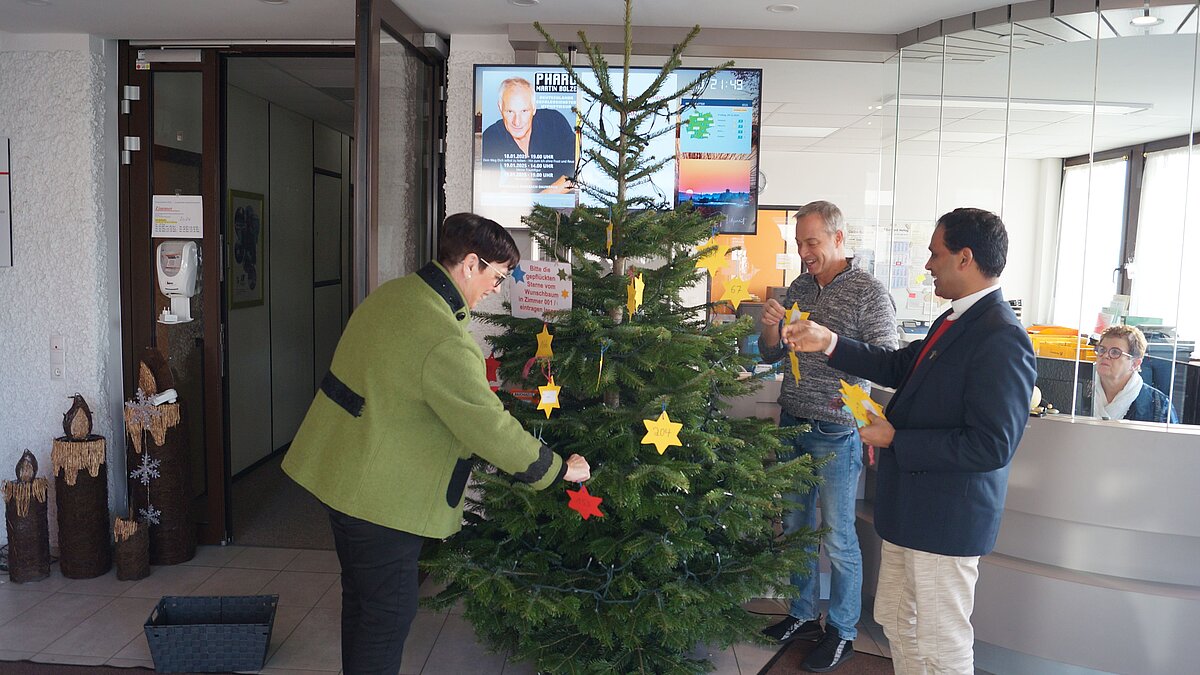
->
xmin=538 ymin=377 xmax=561 ymax=418
xmin=720 ymin=276 xmax=752 ymax=310
xmin=785 ymin=305 xmax=810 ymax=382
xmin=641 ymin=410 xmax=683 ymax=455
xmin=696 ymin=237 xmax=730 ymax=277
xmin=535 ymin=324 xmax=554 ymax=359
xmin=626 ymin=273 xmax=645 ymax=317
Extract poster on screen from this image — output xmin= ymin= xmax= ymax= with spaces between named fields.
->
xmin=1 ymin=138 xmax=12 ymax=267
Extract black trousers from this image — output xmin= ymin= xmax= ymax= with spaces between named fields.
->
xmin=327 ymin=507 xmax=426 ymax=675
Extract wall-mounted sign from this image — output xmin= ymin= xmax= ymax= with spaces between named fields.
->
xmin=151 ymin=195 xmax=203 ymax=238
xmin=1 ymin=138 xmax=11 ymax=267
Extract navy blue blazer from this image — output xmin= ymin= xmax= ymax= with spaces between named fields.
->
xmin=828 ymin=289 xmax=1036 ymax=557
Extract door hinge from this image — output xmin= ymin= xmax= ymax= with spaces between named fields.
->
xmin=121 ymin=85 xmax=140 ymax=115
xmin=121 ymin=135 xmax=142 ymax=165
xmin=220 ymin=324 xmax=226 ymax=378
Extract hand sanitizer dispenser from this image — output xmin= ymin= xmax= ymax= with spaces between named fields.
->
xmin=156 ymin=240 xmax=199 ymax=324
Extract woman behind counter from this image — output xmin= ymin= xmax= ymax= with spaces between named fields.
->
xmin=1092 ymin=324 xmax=1179 ymax=423
xmin=283 ymin=212 xmax=591 ymax=675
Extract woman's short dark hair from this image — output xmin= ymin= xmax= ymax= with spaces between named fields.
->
xmin=937 ymin=207 xmax=1008 ymax=278
xmin=437 ymin=212 xmax=520 ymax=269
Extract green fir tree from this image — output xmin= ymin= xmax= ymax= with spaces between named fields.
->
xmin=422 ymin=2 xmax=820 ymax=672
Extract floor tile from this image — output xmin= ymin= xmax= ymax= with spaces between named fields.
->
xmin=190 ymin=566 xmax=279 ymax=597
xmin=260 ymin=570 xmax=339 ymax=608
xmin=693 ymin=643 xmax=741 ymax=674
xmin=182 ymin=544 xmax=247 ymax=567
xmin=285 ymin=549 xmax=340 ymax=574
xmin=120 ymin=562 xmax=219 ymax=598
xmin=0 ymin=566 xmax=69 ymax=593
xmin=0 ymin=648 xmax=37 ymax=661
xmin=500 ymin=656 xmax=539 ymax=674
xmin=266 ymin=605 xmax=311 ymax=661
xmin=0 ymin=588 xmax=52 ymax=627
xmin=0 ymin=592 xmax=112 ymax=652
xmin=315 ymin=580 xmax=340 ymax=611
xmin=106 ymin=657 xmax=155 ymax=668
xmin=260 ymin=669 xmax=342 ymax=675
xmin=29 ymin=652 xmax=107 ymax=666
xmin=56 ymin=569 xmax=140 ymax=597
xmin=419 ymin=613 xmax=506 ymax=675
xmin=733 ymin=640 xmax=779 ymax=674
xmin=227 ymin=546 xmax=302 ymax=571
xmin=264 ymin=607 xmax=342 ymax=671
xmin=113 ymin=631 xmax=152 ymax=661
xmin=40 ymin=595 xmax=159 ymax=658
xmin=398 ymin=610 xmax=448 ymax=674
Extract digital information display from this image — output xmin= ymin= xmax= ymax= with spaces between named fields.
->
xmin=472 ymin=66 xmax=762 ymax=234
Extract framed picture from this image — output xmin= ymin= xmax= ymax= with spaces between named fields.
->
xmin=227 ymin=190 xmax=265 ymax=308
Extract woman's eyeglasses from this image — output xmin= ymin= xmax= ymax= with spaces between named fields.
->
xmin=1094 ymin=346 xmax=1135 ymax=360
xmin=479 ymin=258 xmax=510 ymax=288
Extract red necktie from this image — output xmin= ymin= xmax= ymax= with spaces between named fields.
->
xmin=913 ymin=318 xmax=953 ymax=371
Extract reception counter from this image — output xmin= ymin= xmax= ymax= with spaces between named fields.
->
xmin=858 ymin=415 xmax=1200 ymax=675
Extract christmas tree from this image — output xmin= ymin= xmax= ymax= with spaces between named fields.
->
xmin=422 ymin=2 xmax=820 ymax=672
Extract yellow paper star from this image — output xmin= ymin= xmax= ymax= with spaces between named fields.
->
xmin=561 ymin=289 xmax=570 ymax=299
xmin=626 ymin=273 xmax=645 ymax=317
xmin=785 ymin=305 xmax=810 ymax=382
xmin=785 ymin=304 xmax=809 ymax=325
xmin=535 ymin=324 xmax=554 ymax=359
xmin=641 ymin=410 xmax=683 ymax=455
xmin=696 ymin=237 xmax=730 ymax=276
xmin=720 ymin=277 xmax=752 ymax=310
xmin=538 ymin=377 xmax=561 ymax=418
xmin=839 ymin=379 xmax=884 ymax=428
xmin=606 ymin=221 xmax=614 ymax=254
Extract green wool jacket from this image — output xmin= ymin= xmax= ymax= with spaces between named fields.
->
xmin=282 ymin=261 xmax=565 ymax=538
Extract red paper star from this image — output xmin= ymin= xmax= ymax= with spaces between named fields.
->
xmin=485 ymin=353 xmax=501 ymax=391
xmin=566 ymin=484 xmax=604 ymax=520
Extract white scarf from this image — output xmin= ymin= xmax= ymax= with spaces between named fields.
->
xmin=1093 ymin=370 xmax=1143 ymax=421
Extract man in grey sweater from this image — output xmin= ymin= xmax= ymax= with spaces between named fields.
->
xmin=758 ymin=200 xmax=897 ymax=672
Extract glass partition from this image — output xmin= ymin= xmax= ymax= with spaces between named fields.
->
xmin=893 ymin=3 xmax=1200 ymax=426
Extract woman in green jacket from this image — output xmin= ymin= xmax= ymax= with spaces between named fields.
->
xmin=283 ymin=212 xmax=590 ymax=674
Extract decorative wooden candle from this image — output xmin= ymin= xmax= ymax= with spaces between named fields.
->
xmin=52 ymin=394 xmax=111 ymax=579
xmin=3 ymin=450 xmax=51 ymax=583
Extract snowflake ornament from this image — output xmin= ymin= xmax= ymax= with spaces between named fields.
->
xmin=130 ymin=454 xmax=161 ymax=486
xmin=139 ymin=504 xmax=162 ymax=525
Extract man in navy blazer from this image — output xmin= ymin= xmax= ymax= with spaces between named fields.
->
xmin=782 ymin=208 xmax=1036 ymax=674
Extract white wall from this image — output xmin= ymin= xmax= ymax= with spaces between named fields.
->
xmin=0 ymin=32 xmax=123 ymax=546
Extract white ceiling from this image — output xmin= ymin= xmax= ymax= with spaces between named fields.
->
xmin=0 ymin=0 xmax=1005 ymax=40
xmin=2 ymin=0 xmax=1196 ymax=161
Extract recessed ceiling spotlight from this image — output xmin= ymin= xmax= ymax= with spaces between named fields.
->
xmin=23 ymin=0 xmax=53 ymax=6
xmin=767 ymin=3 xmax=799 ymax=12
xmin=259 ymin=0 xmax=289 ymax=5
xmin=509 ymin=0 xmax=540 ymax=6
xmin=1130 ymin=11 xmax=1163 ymax=27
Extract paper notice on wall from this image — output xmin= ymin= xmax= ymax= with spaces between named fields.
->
xmin=775 ymin=253 xmax=797 ymax=271
xmin=1 ymin=138 xmax=11 ymax=267
xmin=152 ymin=195 xmax=203 ymax=238
xmin=511 ymin=260 xmax=573 ymax=321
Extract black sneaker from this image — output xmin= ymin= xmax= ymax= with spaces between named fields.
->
xmin=801 ymin=627 xmax=854 ymax=672
xmin=761 ymin=615 xmax=823 ymax=643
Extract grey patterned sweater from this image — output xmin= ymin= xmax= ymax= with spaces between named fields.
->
xmin=759 ymin=264 xmax=898 ymax=426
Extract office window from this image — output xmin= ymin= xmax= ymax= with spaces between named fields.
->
xmin=1051 ymin=158 xmax=1127 ymax=330
xmin=1132 ymin=147 xmax=1200 ymax=342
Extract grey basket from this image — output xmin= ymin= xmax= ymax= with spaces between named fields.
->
xmin=144 ymin=594 xmax=278 ymax=673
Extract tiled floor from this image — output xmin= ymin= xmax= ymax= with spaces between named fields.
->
xmin=0 ymin=545 xmax=892 ymax=674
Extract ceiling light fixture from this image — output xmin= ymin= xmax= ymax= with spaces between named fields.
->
xmin=23 ymin=0 xmax=52 ymax=6
xmin=259 ymin=0 xmax=289 ymax=5
xmin=509 ymin=0 xmax=541 ymax=6
xmin=1130 ymin=11 xmax=1163 ymax=27
xmin=762 ymin=125 xmax=837 ymax=138
xmin=882 ymin=94 xmax=1151 ymax=116
xmin=766 ymin=4 xmax=799 ymax=13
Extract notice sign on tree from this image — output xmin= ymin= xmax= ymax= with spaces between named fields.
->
xmin=511 ymin=260 xmax=572 ymax=321
xmin=1 ymin=138 xmax=11 ymax=267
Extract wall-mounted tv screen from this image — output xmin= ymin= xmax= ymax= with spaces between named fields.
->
xmin=472 ymin=65 xmax=762 ymax=234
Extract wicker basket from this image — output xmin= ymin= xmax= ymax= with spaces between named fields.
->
xmin=144 ymin=595 xmax=278 ymax=673
xmin=52 ymin=437 xmax=111 ymax=579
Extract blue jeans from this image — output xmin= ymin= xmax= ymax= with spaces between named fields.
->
xmin=779 ymin=412 xmax=863 ymax=640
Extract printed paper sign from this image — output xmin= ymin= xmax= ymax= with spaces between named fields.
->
xmin=511 ymin=260 xmax=573 ymax=321
xmin=152 ymin=195 xmax=203 ymax=238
